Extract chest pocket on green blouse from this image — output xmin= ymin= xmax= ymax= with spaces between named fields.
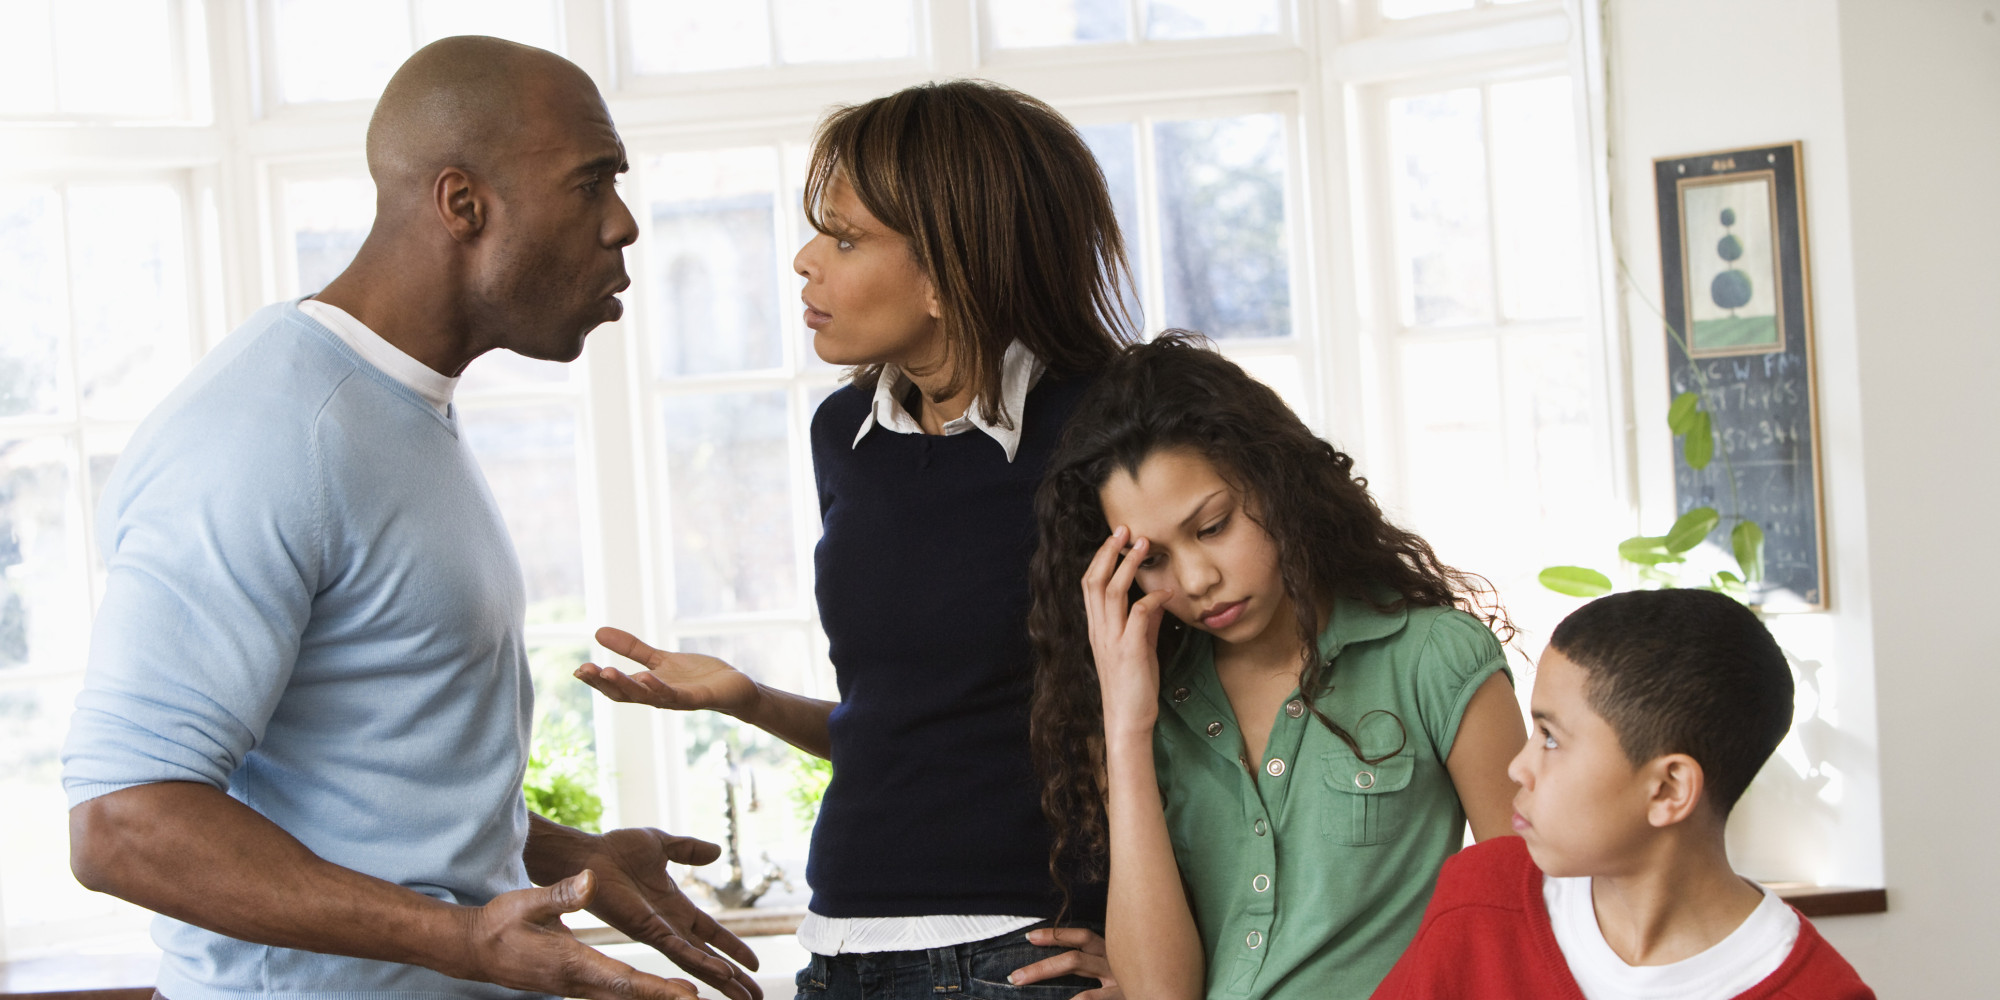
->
xmin=1318 ymin=750 xmax=1415 ymax=846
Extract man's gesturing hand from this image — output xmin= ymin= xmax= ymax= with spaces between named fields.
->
xmin=455 ymin=871 xmax=700 ymax=1000
xmin=528 ymin=819 xmax=765 ymax=1000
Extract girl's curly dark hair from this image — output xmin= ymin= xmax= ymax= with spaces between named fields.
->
xmin=1027 ymin=332 xmax=1512 ymax=902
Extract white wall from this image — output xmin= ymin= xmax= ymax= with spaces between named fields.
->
xmin=1824 ymin=0 xmax=2000 ymax=993
xmin=1608 ymin=0 xmax=2000 ymax=992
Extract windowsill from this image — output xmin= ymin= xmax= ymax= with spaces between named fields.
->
xmin=1763 ymin=883 xmax=1890 ymax=919
xmin=0 ymin=906 xmax=809 ymax=999
xmin=0 ymin=893 xmax=1885 ymax=998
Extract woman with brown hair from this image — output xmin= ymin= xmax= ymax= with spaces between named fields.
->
xmin=1026 ymin=335 xmax=1525 ymax=1000
xmin=577 ymin=79 xmax=1135 ymax=1000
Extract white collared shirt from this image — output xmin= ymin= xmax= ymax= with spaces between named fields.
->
xmin=297 ymin=298 xmax=457 ymax=417
xmin=1545 ymin=874 xmax=1799 ymax=1000
xmin=851 ymin=339 xmax=1045 ymax=462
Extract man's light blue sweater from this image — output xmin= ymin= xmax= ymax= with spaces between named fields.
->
xmin=62 ymin=301 xmax=539 ymax=999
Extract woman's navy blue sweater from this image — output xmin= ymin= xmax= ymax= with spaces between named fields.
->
xmin=805 ymin=372 xmax=1105 ymax=922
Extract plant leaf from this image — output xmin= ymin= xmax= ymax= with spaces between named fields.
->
xmin=1683 ymin=410 xmax=1714 ymax=469
xmin=1732 ymin=519 xmax=1766 ymax=583
xmin=1667 ymin=391 xmax=1702 ymax=435
xmin=1664 ymin=506 xmax=1720 ymax=553
xmin=1618 ymin=535 xmax=1684 ymax=566
xmin=1539 ymin=566 xmax=1614 ymax=598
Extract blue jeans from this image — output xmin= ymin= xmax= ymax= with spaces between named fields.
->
xmin=794 ymin=921 xmax=1104 ymax=1000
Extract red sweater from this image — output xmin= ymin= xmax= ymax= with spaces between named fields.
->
xmin=1371 ymin=837 xmax=1874 ymax=1000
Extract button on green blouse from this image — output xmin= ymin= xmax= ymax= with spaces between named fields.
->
xmin=1153 ymin=598 xmax=1509 ymax=1000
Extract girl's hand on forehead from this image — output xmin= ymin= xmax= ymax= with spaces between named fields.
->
xmin=1082 ymin=526 xmax=1174 ymax=740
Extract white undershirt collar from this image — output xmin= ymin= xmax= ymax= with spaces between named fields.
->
xmin=1544 ymin=874 xmax=1799 ymax=1000
xmin=297 ymin=298 xmax=457 ymax=417
xmin=851 ymin=340 xmax=1045 ymax=462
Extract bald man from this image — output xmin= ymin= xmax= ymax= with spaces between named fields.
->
xmin=61 ymin=38 xmax=756 ymax=1000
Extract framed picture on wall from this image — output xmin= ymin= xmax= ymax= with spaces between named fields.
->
xmin=1654 ymin=141 xmax=1827 ymax=611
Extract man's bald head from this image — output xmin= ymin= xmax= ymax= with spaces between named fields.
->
xmin=365 ymin=36 xmax=600 ymax=207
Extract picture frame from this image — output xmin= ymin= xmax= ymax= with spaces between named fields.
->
xmin=1654 ymin=142 xmax=1828 ymax=611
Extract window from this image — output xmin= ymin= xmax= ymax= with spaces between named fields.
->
xmin=263 ymin=0 xmax=563 ymax=106
xmin=618 ymin=0 xmax=919 ymax=80
xmin=0 ymin=0 xmax=1612 ymax=961
xmin=1351 ymin=45 xmax=1618 ymax=642
xmin=985 ymin=0 xmax=1285 ymax=48
xmin=0 ymin=175 xmax=209 ymax=956
xmin=0 ymin=0 xmax=207 ymax=121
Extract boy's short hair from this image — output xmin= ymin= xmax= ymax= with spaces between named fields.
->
xmin=1548 ymin=589 xmax=1793 ymax=814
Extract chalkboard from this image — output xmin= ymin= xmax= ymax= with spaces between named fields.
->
xmin=1655 ymin=142 xmax=1827 ymax=611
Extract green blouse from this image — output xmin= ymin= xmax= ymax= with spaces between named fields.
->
xmin=1152 ymin=599 xmax=1509 ymax=1000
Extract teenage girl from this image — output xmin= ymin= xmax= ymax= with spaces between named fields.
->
xmin=1026 ymin=335 xmax=1528 ymax=1000
xmin=577 ymin=80 xmax=1135 ymax=1000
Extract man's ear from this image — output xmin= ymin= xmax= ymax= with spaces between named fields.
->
xmin=1643 ymin=753 xmax=1705 ymax=828
xmin=435 ymin=167 xmax=485 ymax=243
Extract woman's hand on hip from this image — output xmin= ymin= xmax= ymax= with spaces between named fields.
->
xmin=1011 ymin=927 xmax=1123 ymax=1000
xmin=1082 ymin=526 xmax=1173 ymax=741
xmin=575 ymin=626 xmax=761 ymax=719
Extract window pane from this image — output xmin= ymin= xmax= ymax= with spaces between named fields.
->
xmin=1399 ymin=330 xmax=1613 ymax=623
xmin=273 ymin=0 xmax=411 ymax=104
xmin=530 ymin=639 xmax=596 ymax=754
xmin=283 ymin=175 xmax=373 ymax=296
xmin=626 ymin=0 xmax=770 ymax=74
xmin=783 ymin=144 xmax=842 ymax=374
xmin=0 ymin=436 xmax=87 ymax=675
xmin=675 ymin=629 xmax=814 ymax=905
xmin=646 ymin=149 xmax=782 ymax=377
xmin=1145 ymin=0 xmax=1279 ymax=40
xmin=0 ymin=1 xmax=57 ymax=115
xmin=2 ymin=678 xmax=154 ymax=954
xmin=84 ymin=431 xmax=127 ymax=576
xmin=526 ymin=639 xmax=600 ymax=828
xmin=773 ymin=0 xmax=913 ymax=64
xmin=1231 ymin=352 xmax=1310 ymax=424
xmin=0 ymin=186 xmax=67 ymax=418
xmin=1504 ymin=331 xmax=1605 ymax=530
xmin=1155 ymin=114 xmax=1291 ymax=339
xmin=274 ymin=0 xmax=564 ymax=103
xmin=460 ymin=351 xmax=571 ymax=390
xmin=989 ymin=0 xmax=1128 ymax=48
xmin=1389 ymin=88 xmax=1492 ymax=327
xmin=68 ymin=185 xmax=189 ymax=421
xmin=1379 ymin=0 xmax=1474 ymax=17
xmin=1489 ymin=76 xmax=1583 ymax=321
xmin=659 ymin=391 xmax=797 ymax=617
xmin=52 ymin=0 xmax=179 ymax=117
xmin=1396 ymin=337 xmax=1504 ymax=571
xmin=683 ymin=629 xmax=811 ymax=696
xmin=1079 ymin=122 xmax=1145 ymax=332
xmin=460 ymin=404 xmax=586 ymax=623
xmin=414 ymin=0 xmax=561 ymax=50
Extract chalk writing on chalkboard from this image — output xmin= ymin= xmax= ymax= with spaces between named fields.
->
xmin=1655 ymin=142 xmax=1826 ymax=611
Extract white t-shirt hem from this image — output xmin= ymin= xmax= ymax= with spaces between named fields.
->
xmin=797 ymin=912 xmax=1044 ymax=955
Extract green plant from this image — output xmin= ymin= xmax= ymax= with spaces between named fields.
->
xmin=524 ymin=736 xmax=604 ymax=833
xmin=788 ymin=751 xmax=832 ymax=827
xmin=1540 ymin=270 xmax=1765 ymax=603
xmin=521 ymin=641 xmax=604 ymax=831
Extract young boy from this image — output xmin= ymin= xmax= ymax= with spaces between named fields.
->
xmin=1371 ymin=589 xmax=1874 ymax=999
